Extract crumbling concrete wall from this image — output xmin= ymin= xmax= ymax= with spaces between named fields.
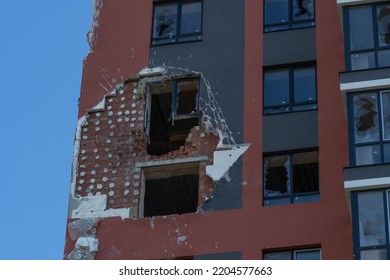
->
xmin=70 ymin=71 xmax=221 ymax=220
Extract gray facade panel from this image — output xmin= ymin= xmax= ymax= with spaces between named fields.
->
xmin=149 ymin=0 xmax=245 ymax=211
xmin=263 ymin=111 xmax=318 ymax=153
xmin=340 ymin=67 xmax=390 ymax=84
xmin=344 ymin=163 xmax=390 ymax=181
xmin=263 ymin=28 xmax=316 ymax=66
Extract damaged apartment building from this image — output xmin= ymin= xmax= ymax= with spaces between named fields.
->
xmin=64 ymin=0 xmax=390 ymax=260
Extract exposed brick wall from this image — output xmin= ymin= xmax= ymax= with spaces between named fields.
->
xmin=74 ymin=77 xmax=219 ymax=215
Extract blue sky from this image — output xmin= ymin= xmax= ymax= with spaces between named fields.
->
xmin=0 ymin=1 xmax=92 ymax=259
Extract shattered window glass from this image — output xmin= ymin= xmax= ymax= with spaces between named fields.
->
xmin=293 ymin=0 xmax=314 ymax=21
xmin=264 ymin=151 xmax=319 ymax=206
xmin=264 ymin=0 xmax=315 ymax=32
xmin=352 ymin=189 xmax=390 ymax=260
xmin=153 ymin=3 xmax=177 ymax=38
xmin=382 ymin=92 xmax=390 ymax=140
xmin=152 ymin=1 xmax=202 ymax=45
xmin=358 ymin=191 xmax=386 ymax=248
xmin=349 ymin=90 xmax=390 ymax=165
xmin=353 ymin=93 xmax=379 ymax=144
xmin=377 ymin=5 xmax=390 ymax=47
xmin=264 ymin=155 xmax=290 ymax=197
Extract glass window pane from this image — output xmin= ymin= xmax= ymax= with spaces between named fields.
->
xmin=176 ymin=80 xmax=198 ymax=115
xmin=351 ymin=52 xmax=376 ymax=70
xmin=358 ymin=191 xmax=386 ymax=247
xmin=382 ymin=92 xmax=390 ymax=140
xmin=353 ymin=93 xmax=379 ymax=144
xmin=293 ymin=67 xmax=316 ymax=103
xmin=153 ymin=3 xmax=177 ymax=38
xmin=384 ymin=144 xmax=390 ymax=163
xmin=377 ymin=5 xmax=390 ymax=47
xmin=293 ymin=151 xmax=319 ymax=193
xmin=264 ymin=69 xmax=289 ymax=107
xmin=264 ymin=251 xmax=291 ymax=260
xmin=349 ymin=6 xmax=374 ymax=51
xmin=180 ymin=1 xmax=202 ymax=34
xmin=355 ymin=145 xmax=381 ymax=165
xmin=264 ymin=0 xmax=289 ymax=25
xmin=378 ymin=49 xmax=390 ymax=68
xmin=295 ymin=249 xmax=321 ymax=260
xmin=360 ymin=249 xmax=387 ymax=260
xmin=293 ymin=0 xmax=315 ymax=21
xmin=264 ymin=155 xmax=290 ymax=197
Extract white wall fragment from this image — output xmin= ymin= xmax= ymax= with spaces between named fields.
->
xmin=206 ymin=144 xmax=250 ymax=182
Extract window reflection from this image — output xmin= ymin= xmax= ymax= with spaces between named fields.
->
xmin=353 ymin=94 xmax=379 ymax=144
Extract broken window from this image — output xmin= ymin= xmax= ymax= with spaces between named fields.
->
xmin=152 ymin=0 xmax=202 ymax=45
xmin=264 ymin=150 xmax=319 ymax=206
xmin=264 ymin=248 xmax=321 ymax=260
xmin=348 ymin=91 xmax=390 ymax=166
xmin=146 ymin=78 xmax=199 ymax=156
xmin=351 ymin=189 xmax=390 ymax=259
xmin=264 ymin=65 xmax=317 ymax=114
xmin=264 ymin=0 xmax=315 ymax=32
xmin=345 ymin=3 xmax=390 ymax=70
xmin=142 ymin=161 xmax=199 ymax=217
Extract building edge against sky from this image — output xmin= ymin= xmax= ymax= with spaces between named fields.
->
xmin=63 ymin=0 xmax=390 ymax=260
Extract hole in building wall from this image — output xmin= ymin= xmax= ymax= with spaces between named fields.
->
xmin=143 ymin=162 xmax=199 ymax=217
xmin=146 ymin=79 xmax=199 ymax=156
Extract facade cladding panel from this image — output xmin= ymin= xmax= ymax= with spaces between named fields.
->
xmin=64 ymin=0 xmax=356 ymax=260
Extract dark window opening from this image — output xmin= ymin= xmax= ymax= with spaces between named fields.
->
xmin=143 ymin=162 xmax=199 ymax=217
xmin=344 ymin=2 xmax=390 ymax=70
xmin=146 ymin=79 xmax=199 ymax=156
xmin=264 ymin=150 xmax=319 ymax=206
xmin=347 ymin=90 xmax=390 ymax=166
xmin=264 ymin=248 xmax=321 ymax=260
xmin=152 ymin=0 xmax=202 ymax=45
xmin=264 ymin=65 xmax=317 ymax=115
xmin=264 ymin=0 xmax=315 ymax=32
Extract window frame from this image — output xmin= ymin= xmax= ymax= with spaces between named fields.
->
xmin=347 ymin=89 xmax=390 ymax=166
xmin=351 ymin=188 xmax=390 ymax=259
xmin=263 ymin=149 xmax=320 ymax=206
xmin=263 ymin=248 xmax=321 ymax=260
xmin=263 ymin=64 xmax=318 ymax=115
xmin=343 ymin=2 xmax=390 ymax=71
xmin=263 ymin=0 xmax=316 ymax=33
xmin=138 ymin=158 xmax=205 ymax=218
xmin=151 ymin=0 xmax=203 ymax=46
